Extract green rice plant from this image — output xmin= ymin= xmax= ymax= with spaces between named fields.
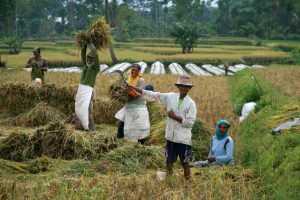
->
xmin=96 ymin=143 xmax=165 ymax=175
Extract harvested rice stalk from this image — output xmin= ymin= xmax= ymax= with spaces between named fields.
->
xmin=6 ymin=102 xmax=66 ymax=127
xmin=96 ymin=143 xmax=165 ymax=174
xmin=0 ymin=133 xmax=34 ymax=162
xmin=0 ymin=159 xmax=28 ymax=174
xmin=145 ymin=103 xmax=167 ymax=145
xmin=108 ymin=80 xmax=132 ymax=103
xmin=0 ymin=82 xmax=76 ymax=115
xmin=94 ymin=97 xmax=123 ymax=124
xmin=76 ymin=17 xmax=112 ymax=50
xmin=31 ymin=122 xmax=93 ymax=160
xmin=191 ymin=120 xmax=211 ymax=160
xmin=27 ymin=156 xmax=51 ymax=174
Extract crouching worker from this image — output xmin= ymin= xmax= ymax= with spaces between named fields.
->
xmin=73 ymin=43 xmax=99 ymax=131
xmin=115 ymin=64 xmax=150 ymax=144
xmin=194 ymin=120 xmax=234 ymax=167
xmin=128 ymin=75 xmax=197 ymax=180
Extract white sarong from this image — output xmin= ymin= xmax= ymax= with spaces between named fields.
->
xmin=75 ymin=84 xmax=93 ymax=130
xmin=123 ymin=104 xmax=150 ymax=141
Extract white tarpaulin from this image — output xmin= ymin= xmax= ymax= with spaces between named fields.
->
xmin=239 ymin=102 xmax=257 ymax=122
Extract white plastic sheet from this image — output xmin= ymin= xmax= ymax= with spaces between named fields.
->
xmin=239 ymin=102 xmax=257 ymax=122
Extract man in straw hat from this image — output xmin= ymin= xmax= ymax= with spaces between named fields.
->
xmin=73 ymin=43 xmax=99 ymax=131
xmin=25 ymin=47 xmax=48 ymax=84
xmin=128 ymin=75 xmax=197 ymax=180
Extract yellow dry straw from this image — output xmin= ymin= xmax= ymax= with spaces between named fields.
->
xmin=0 ymin=122 xmax=120 ymax=161
xmin=4 ymin=102 xmax=66 ymax=127
xmin=30 ymin=122 xmax=93 ymax=160
xmin=0 ymin=82 xmax=122 ymax=124
xmin=76 ymin=17 xmax=112 ymax=50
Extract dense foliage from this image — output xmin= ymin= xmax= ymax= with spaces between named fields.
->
xmin=1 ymin=0 xmax=299 ymax=40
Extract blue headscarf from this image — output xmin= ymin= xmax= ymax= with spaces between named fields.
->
xmin=145 ymin=84 xmax=154 ymax=91
xmin=215 ymin=119 xmax=231 ymax=140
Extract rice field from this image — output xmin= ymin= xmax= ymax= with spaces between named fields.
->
xmin=0 ymin=38 xmax=292 ymax=68
xmin=0 ymin=38 xmax=299 ymax=199
xmin=254 ymin=65 xmax=300 ymax=100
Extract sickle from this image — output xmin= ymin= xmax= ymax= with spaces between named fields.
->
xmin=111 ymin=70 xmax=128 ymax=85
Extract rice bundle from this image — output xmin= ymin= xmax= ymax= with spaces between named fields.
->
xmin=0 ymin=82 xmax=76 ymax=115
xmin=96 ymin=143 xmax=165 ymax=174
xmin=27 ymin=156 xmax=51 ymax=174
xmin=0 ymin=133 xmax=33 ymax=162
xmin=145 ymin=103 xmax=167 ymax=145
xmin=94 ymin=97 xmax=123 ymax=124
xmin=0 ymin=82 xmax=122 ymax=125
xmin=76 ymin=17 xmax=112 ymax=50
xmin=0 ymin=159 xmax=28 ymax=174
xmin=191 ymin=120 xmax=211 ymax=160
xmin=31 ymin=122 xmax=93 ymax=160
xmin=6 ymin=102 xmax=66 ymax=127
xmin=108 ymin=80 xmax=132 ymax=103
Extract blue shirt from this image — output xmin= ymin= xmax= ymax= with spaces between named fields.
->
xmin=209 ymin=136 xmax=234 ymax=165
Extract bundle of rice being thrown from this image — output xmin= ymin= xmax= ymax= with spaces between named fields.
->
xmin=76 ymin=17 xmax=112 ymax=50
xmin=108 ymin=80 xmax=132 ymax=103
xmin=5 ymin=102 xmax=66 ymax=127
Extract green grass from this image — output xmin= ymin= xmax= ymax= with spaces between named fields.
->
xmin=230 ymin=67 xmax=300 ymax=199
xmin=0 ymin=38 xmax=294 ymax=67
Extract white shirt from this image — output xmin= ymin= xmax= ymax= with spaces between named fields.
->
xmin=142 ymin=90 xmax=197 ymax=145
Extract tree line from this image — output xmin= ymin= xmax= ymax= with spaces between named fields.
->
xmin=0 ymin=0 xmax=300 ymax=41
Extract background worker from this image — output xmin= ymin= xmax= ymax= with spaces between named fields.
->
xmin=25 ymin=47 xmax=48 ymax=84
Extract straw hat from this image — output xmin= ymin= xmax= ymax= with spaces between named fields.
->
xmin=175 ymin=75 xmax=193 ymax=87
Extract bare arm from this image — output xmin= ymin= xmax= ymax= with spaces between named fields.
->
xmin=81 ymin=44 xmax=87 ymax=65
xmin=25 ymin=58 xmax=32 ymax=68
xmin=167 ymin=110 xmax=183 ymax=123
xmin=89 ymin=43 xmax=99 ymax=67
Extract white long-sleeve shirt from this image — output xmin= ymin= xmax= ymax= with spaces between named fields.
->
xmin=209 ymin=136 xmax=234 ymax=165
xmin=142 ymin=90 xmax=197 ymax=145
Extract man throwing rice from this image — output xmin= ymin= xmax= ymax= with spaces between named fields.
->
xmin=74 ymin=43 xmax=99 ymax=131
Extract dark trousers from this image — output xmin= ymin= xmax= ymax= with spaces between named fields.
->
xmin=117 ymin=121 xmax=124 ymax=138
xmin=117 ymin=121 xmax=146 ymax=144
